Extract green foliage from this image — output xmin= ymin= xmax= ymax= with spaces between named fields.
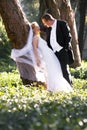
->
xmin=0 ymin=58 xmax=16 ymax=72
xmin=20 ymin=0 xmax=39 ymax=23
xmin=0 ymin=60 xmax=87 ymax=130
xmin=0 ymin=18 xmax=11 ymax=59
xmin=70 ymin=61 xmax=87 ymax=79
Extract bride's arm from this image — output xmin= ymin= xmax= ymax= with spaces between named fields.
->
xmin=32 ymin=36 xmax=41 ymax=66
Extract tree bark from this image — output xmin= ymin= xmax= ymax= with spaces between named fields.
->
xmin=78 ymin=0 xmax=87 ymax=58
xmin=0 ymin=0 xmax=29 ymax=49
xmin=39 ymin=0 xmax=60 ymax=19
xmin=0 ymin=0 xmax=37 ymax=85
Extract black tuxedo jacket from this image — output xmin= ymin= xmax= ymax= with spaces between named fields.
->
xmin=45 ymin=20 xmax=74 ymax=66
xmin=46 ymin=20 xmax=72 ymax=51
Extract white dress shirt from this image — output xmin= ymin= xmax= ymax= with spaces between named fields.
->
xmin=50 ymin=19 xmax=63 ymax=52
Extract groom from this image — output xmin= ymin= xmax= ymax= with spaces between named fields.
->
xmin=41 ymin=13 xmax=72 ymax=84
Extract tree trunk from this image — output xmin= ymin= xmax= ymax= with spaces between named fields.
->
xmin=0 ymin=0 xmax=37 ymax=85
xmin=78 ymin=0 xmax=87 ymax=58
xmin=0 ymin=0 xmax=30 ymax=49
xmin=39 ymin=0 xmax=81 ymax=67
xmin=39 ymin=0 xmax=60 ymax=19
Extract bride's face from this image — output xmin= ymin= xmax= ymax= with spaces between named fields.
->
xmin=34 ymin=26 xmax=40 ymax=34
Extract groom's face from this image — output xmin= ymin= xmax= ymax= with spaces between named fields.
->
xmin=42 ymin=19 xmax=51 ymax=27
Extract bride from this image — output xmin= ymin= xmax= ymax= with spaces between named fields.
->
xmin=31 ymin=22 xmax=73 ymax=93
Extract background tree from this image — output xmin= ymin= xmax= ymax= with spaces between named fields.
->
xmin=70 ymin=0 xmax=87 ymax=59
xmin=39 ymin=0 xmax=60 ymax=19
xmin=78 ymin=0 xmax=87 ymax=57
xmin=20 ymin=0 xmax=39 ymax=23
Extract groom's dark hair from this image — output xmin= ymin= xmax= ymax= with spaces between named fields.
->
xmin=41 ymin=13 xmax=53 ymax=21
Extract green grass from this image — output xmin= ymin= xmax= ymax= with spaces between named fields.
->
xmin=0 ymin=59 xmax=87 ymax=130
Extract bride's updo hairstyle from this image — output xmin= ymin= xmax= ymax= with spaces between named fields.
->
xmin=31 ymin=22 xmax=39 ymax=30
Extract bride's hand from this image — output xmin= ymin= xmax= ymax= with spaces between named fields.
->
xmin=36 ymin=58 xmax=41 ymax=66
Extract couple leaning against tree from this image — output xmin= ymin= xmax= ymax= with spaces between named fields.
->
xmin=11 ymin=13 xmax=74 ymax=93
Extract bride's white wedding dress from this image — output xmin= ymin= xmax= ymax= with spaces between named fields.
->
xmin=11 ymin=26 xmax=72 ymax=93
xmin=34 ymin=36 xmax=73 ymax=93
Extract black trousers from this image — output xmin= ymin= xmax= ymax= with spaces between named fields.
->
xmin=55 ymin=49 xmax=72 ymax=84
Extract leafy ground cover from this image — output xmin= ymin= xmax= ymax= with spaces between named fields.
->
xmin=0 ymin=60 xmax=87 ymax=130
